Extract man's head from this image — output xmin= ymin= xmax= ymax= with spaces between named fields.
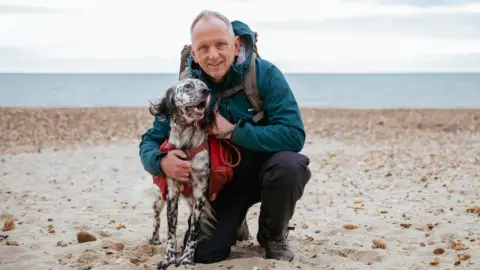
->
xmin=189 ymin=10 xmax=240 ymax=84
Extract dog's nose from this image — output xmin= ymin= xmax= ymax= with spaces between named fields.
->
xmin=202 ymin=88 xmax=209 ymax=94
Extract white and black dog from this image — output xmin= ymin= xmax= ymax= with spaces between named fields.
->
xmin=148 ymin=78 xmax=217 ymax=269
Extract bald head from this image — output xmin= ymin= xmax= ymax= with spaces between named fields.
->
xmin=190 ymin=10 xmax=235 ymax=42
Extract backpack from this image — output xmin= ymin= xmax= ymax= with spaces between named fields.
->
xmin=178 ymin=32 xmax=265 ymax=123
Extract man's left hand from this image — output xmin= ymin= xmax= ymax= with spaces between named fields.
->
xmin=209 ymin=112 xmax=236 ymax=139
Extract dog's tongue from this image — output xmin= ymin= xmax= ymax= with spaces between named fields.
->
xmin=194 ymin=107 xmax=205 ymax=117
xmin=194 ymin=107 xmax=205 ymax=113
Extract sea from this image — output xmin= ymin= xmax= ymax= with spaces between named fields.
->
xmin=1 ymin=73 xmax=479 ymax=109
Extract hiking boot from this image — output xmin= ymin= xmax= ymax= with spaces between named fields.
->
xmin=257 ymin=226 xmax=295 ymax=262
xmin=256 ymin=204 xmax=295 ymax=262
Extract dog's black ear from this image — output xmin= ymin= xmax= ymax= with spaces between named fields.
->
xmin=200 ymin=99 xmax=216 ymax=131
xmin=149 ymin=86 xmax=175 ymax=119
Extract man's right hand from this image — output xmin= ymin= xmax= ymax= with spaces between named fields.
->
xmin=159 ymin=150 xmax=192 ymax=182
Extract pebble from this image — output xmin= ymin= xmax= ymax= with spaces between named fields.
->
xmin=2 ymin=218 xmax=15 ymax=232
xmin=77 ymin=231 xmax=97 ymax=243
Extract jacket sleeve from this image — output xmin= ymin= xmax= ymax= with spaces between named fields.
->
xmin=230 ymin=64 xmax=306 ymax=153
xmin=139 ymin=116 xmax=171 ymax=176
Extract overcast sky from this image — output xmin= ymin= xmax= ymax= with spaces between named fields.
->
xmin=1 ymin=0 xmax=480 ymax=73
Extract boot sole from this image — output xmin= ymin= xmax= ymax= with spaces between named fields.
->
xmin=265 ymin=251 xmax=295 ymax=262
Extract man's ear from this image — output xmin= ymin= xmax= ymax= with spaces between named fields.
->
xmin=149 ymin=86 xmax=175 ymax=119
xmin=234 ymin=36 xmax=240 ymax=56
xmin=189 ymin=45 xmax=198 ymax=63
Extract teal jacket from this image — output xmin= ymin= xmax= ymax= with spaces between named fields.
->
xmin=139 ymin=20 xmax=306 ymax=176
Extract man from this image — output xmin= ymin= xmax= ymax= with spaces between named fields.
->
xmin=139 ymin=10 xmax=311 ymax=264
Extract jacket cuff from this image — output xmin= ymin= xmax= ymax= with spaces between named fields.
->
xmin=230 ymin=121 xmax=249 ymax=145
xmin=150 ymin=151 xmax=167 ymax=176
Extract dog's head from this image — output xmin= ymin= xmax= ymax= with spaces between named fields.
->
xmin=149 ymin=78 xmax=215 ymax=130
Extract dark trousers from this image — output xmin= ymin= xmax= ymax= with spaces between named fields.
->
xmin=184 ymin=150 xmax=311 ymax=263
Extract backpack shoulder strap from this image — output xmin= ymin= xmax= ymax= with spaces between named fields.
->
xmin=242 ymin=52 xmax=265 ymax=123
xmin=179 ymin=45 xmax=192 ymax=80
xmin=253 ymin=32 xmax=260 ymax=59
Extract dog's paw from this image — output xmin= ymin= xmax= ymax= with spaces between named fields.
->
xmin=177 ymin=256 xmax=195 ymax=266
xmin=157 ymin=257 xmax=175 ymax=269
xmin=149 ymin=237 xmax=161 ymax=245
xmin=178 ymin=250 xmax=195 ymax=266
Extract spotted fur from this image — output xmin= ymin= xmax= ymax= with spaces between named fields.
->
xmin=148 ymin=78 xmax=217 ymax=269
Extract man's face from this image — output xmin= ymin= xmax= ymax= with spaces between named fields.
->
xmin=190 ymin=17 xmax=240 ymax=83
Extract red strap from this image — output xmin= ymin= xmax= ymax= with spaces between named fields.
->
xmin=185 ymin=139 xmax=208 ymax=160
xmin=160 ymin=140 xmax=175 ymax=152
xmin=218 ymin=138 xmax=241 ymax=167
xmin=161 ymin=138 xmax=208 ymax=161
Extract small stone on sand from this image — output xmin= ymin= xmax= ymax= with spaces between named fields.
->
xmin=372 ymin=239 xmax=387 ymax=249
xmin=2 ymin=217 xmax=15 ymax=232
xmin=77 ymin=231 xmax=97 ymax=243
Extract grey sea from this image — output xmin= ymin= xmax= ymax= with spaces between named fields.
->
xmin=1 ymin=73 xmax=479 ymax=108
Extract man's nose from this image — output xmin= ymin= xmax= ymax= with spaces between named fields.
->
xmin=208 ymin=48 xmax=220 ymax=59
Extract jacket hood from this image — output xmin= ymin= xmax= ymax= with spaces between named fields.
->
xmin=187 ymin=20 xmax=256 ymax=87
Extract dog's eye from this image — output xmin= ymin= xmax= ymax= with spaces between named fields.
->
xmin=185 ymin=106 xmax=193 ymax=113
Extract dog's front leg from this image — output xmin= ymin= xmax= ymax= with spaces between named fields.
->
xmin=178 ymin=171 xmax=210 ymax=266
xmin=157 ymin=178 xmax=180 ymax=269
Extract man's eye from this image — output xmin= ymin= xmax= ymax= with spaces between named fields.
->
xmin=185 ymin=106 xmax=193 ymax=112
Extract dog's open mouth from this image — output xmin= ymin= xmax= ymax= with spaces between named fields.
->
xmin=196 ymin=100 xmax=207 ymax=110
xmin=187 ymin=99 xmax=208 ymax=119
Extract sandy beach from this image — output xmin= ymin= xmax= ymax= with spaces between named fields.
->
xmin=1 ymin=107 xmax=479 ymax=270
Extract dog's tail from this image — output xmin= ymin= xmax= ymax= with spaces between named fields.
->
xmin=198 ymin=199 xmax=217 ymax=241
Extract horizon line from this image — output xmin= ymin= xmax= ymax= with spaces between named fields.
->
xmin=1 ymin=71 xmax=480 ymax=75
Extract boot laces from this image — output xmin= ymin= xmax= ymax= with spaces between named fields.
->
xmin=271 ymin=225 xmax=295 ymax=249
xmin=272 ymin=239 xmax=288 ymax=250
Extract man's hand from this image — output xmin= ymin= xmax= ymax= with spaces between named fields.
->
xmin=159 ymin=150 xmax=192 ymax=182
xmin=209 ymin=112 xmax=235 ymax=139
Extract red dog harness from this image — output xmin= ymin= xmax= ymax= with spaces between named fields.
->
xmin=152 ymin=135 xmax=241 ymax=201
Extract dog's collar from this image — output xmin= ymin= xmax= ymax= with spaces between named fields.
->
xmin=186 ymin=118 xmax=204 ymax=127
